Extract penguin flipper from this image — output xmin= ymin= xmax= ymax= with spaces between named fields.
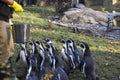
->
xmin=79 ymin=59 xmax=84 ymax=72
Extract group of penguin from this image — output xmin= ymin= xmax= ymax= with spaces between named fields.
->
xmin=16 ymin=37 xmax=99 ymax=80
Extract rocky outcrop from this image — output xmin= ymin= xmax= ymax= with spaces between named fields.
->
xmin=48 ymin=5 xmax=120 ymax=40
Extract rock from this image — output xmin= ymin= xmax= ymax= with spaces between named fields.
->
xmin=63 ymin=7 xmax=108 ymax=24
xmin=104 ymin=29 xmax=120 ymax=40
xmin=75 ymin=3 xmax=85 ymax=8
xmin=76 ymin=23 xmax=107 ymax=36
xmin=48 ymin=6 xmax=120 ymax=40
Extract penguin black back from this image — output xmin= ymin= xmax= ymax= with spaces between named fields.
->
xmin=79 ymin=42 xmax=91 ymax=56
xmin=77 ymin=42 xmax=99 ymax=80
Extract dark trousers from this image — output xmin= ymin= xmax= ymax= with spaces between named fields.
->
xmin=0 ymin=20 xmax=14 ymax=63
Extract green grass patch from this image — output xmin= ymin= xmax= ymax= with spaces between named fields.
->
xmin=11 ymin=6 xmax=120 ymax=80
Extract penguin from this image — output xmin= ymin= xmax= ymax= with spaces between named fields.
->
xmin=67 ymin=38 xmax=82 ymax=67
xmin=107 ymin=17 xmax=114 ymax=31
xmin=77 ymin=42 xmax=99 ymax=80
xmin=43 ymin=37 xmax=52 ymax=44
xmin=118 ymin=75 xmax=120 ymax=80
xmin=28 ymin=40 xmax=42 ymax=75
xmin=16 ymin=43 xmax=29 ymax=66
xmin=26 ymin=58 xmax=39 ymax=80
xmin=38 ymin=49 xmax=53 ymax=80
xmin=45 ymin=40 xmax=69 ymax=80
xmin=60 ymin=39 xmax=76 ymax=71
xmin=43 ymin=37 xmax=55 ymax=67
xmin=60 ymin=39 xmax=69 ymax=62
xmin=35 ymin=39 xmax=54 ymax=80
xmin=35 ymin=39 xmax=45 ymax=71
xmin=28 ymin=40 xmax=35 ymax=56
xmin=43 ymin=37 xmax=56 ymax=50
xmin=52 ymin=67 xmax=69 ymax=80
xmin=45 ymin=43 xmax=57 ymax=71
xmin=44 ymin=38 xmax=64 ymax=68
xmin=73 ymin=27 xmax=80 ymax=33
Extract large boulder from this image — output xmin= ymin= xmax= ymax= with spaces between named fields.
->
xmin=62 ymin=7 xmax=108 ymax=24
xmin=48 ymin=6 xmax=120 ymax=40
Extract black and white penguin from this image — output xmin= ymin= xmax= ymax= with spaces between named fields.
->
xmin=44 ymin=38 xmax=64 ymax=69
xmin=45 ymin=43 xmax=55 ymax=69
xmin=35 ymin=39 xmax=45 ymax=71
xmin=45 ymin=44 xmax=69 ymax=80
xmin=45 ymin=39 xmax=69 ymax=80
xmin=16 ymin=43 xmax=29 ymax=66
xmin=67 ymin=39 xmax=82 ymax=67
xmin=28 ymin=40 xmax=42 ymax=73
xmin=34 ymin=39 xmax=54 ymax=80
xmin=43 ymin=37 xmax=56 ymax=50
xmin=60 ymin=39 xmax=69 ymax=62
xmin=26 ymin=58 xmax=39 ymax=80
xmin=46 ymin=43 xmax=64 ymax=69
xmin=28 ymin=40 xmax=35 ymax=56
xmin=52 ymin=67 xmax=69 ymax=80
xmin=107 ymin=17 xmax=114 ymax=31
xmin=118 ymin=74 xmax=120 ymax=80
xmin=60 ymin=39 xmax=76 ymax=70
xmin=43 ymin=37 xmax=52 ymax=44
xmin=77 ymin=42 xmax=99 ymax=80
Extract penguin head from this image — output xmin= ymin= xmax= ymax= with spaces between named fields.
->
xmin=20 ymin=43 xmax=26 ymax=50
xmin=28 ymin=40 xmax=34 ymax=46
xmin=45 ymin=43 xmax=54 ymax=56
xmin=28 ymin=40 xmax=36 ymax=54
xmin=60 ymin=39 xmax=66 ymax=44
xmin=67 ymin=38 xmax=75 ymax=50
xmin=77 ymin=42 xmax=89 ymax=49
xmin=35 ymin=39 xmax=44 ymax=51
xmin=43 ymin=37 xmax=52 ymax=44
xmin=46 ymin=42 xmax=57 ymax=54
xmin=28 ymin=40 xmax=35 ymax=50
xmin=35 ymin=39 xmax=41 ymax=45
xmin=60 ymin=39 xmax=67 ymax=48
xmin=67 ymin=38 xmax=74 ymax=43
xmin=45 ymin=43 xmax=51 ymax=49
xmin=77 ymin=42 xmax=90 ymax=56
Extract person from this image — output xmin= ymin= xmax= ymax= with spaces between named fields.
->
xmin=0 ymin=0 xmax=23 ymax=79
xmin=0 ymin=0 xmax=24 ymax=63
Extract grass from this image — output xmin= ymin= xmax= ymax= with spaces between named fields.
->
xmin=89 ymin=4 xmax=120 ymax=12
xmin=11 ymin=6 xmax=120 ymax=80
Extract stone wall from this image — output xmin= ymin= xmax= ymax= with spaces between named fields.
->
xmin=103 ymin=0 xmax=112 ymax=6
xmin=85 ymin=0 xmax=103 ymax=6
xmin=84 ymin=0 xmax=120 ymax=6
